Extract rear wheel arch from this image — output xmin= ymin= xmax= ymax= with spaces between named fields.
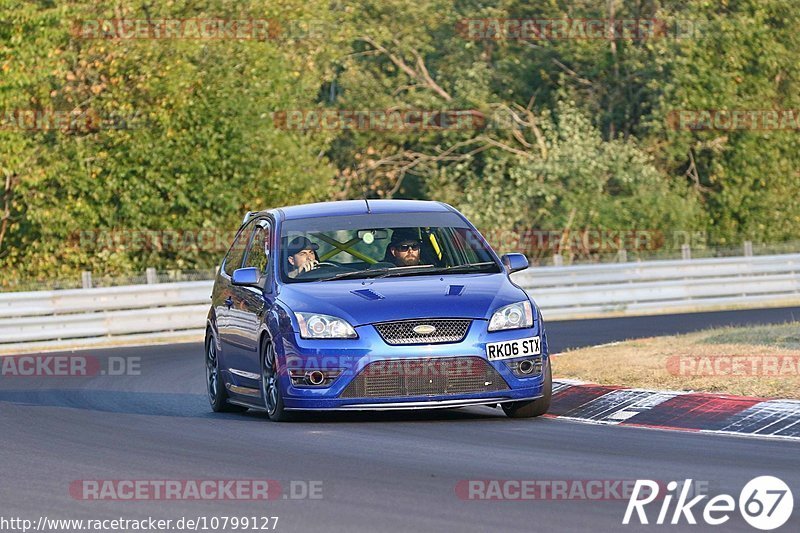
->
xmin=204 ymin=326 xmax=246 ymax=413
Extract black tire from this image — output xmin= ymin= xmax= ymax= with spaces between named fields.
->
xmin=205 ymin=331 xmax=248 ymax=413
xmin=261 ymin=337 xmax=294 ymax=422
xmin=502 ymin=358 xmax=552 ymax=418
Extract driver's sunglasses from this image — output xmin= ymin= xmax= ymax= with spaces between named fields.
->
xmin=396 ymin=243 xmax=420 ymax=252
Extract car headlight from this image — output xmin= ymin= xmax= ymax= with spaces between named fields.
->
xmin=488 ymin=301 xmax=534 ymax=332
xmin=295 ymin=312 xmax=358 ymax=339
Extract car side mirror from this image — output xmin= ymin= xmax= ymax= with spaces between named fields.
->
xmin=232 ymin=267 xmax=261 ymax=286
xmin=501 ymin=253 xmax=529 ymax=273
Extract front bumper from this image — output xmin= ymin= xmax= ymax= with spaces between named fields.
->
xmin=286 ymin=397 xmax=541 ymax=412
xmin=277 ymin=319 xmax=548 ymax=410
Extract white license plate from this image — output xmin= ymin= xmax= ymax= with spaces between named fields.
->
xmin=486 ymin=336 xmax=541 ymax=361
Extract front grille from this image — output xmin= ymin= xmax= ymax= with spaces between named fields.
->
xmin=374 ymin=319 xmax=471 ymax=345
xmin=340 ymin=356 xmax=509 ymax=398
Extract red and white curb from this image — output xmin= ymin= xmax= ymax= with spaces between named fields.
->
xmin=547 ymin=380 xmax=800 ymax=441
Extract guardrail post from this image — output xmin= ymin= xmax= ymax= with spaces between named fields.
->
xmin=681 ymin=244 xmax=691 ymax=260
xmin=146 ymin=267 xmax=157 ymax=284
xmin=743 ymin=241 xmax=753 ymax=257
xmin=81 ymin=271 xmax=92 ymax=289
xmin=552 ymin=254 xmax=563 ymax=267
xmin=617 ymin=249 xmax=627 ymax=263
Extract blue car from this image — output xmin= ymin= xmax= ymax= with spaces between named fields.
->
xmin=205 ymin=199 xmax=550 ymax=421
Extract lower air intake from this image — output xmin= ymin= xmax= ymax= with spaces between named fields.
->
xmin=340 ymin=356 xmax=509 ymax=398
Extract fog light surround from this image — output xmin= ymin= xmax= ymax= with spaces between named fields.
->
xmin=504 ymin=356 xmax=543 ymax=378
xmin=288 ymin=368 xmax=343 ymax=387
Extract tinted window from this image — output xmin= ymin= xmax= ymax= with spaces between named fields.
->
xmin=243 ymin=219 xmax=271 ymax=280
xmin=223 ymin=222 xmax=255 ymax=277
xmin=280 ymin=212 xmax=500 ymax=282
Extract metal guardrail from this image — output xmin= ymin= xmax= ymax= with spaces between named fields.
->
xmin=0 ymin=282 xmax=212 ymax=344
xmin=512 ymin=253 xmax=800 ymax=319
xmin=1 ymin=254 xmax=799 ymax=345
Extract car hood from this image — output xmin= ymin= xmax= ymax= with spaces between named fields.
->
xmin=277 ymin=273 xmax=528 ymax=326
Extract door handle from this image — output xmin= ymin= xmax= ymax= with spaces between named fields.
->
xmin=225 ymin=296 xmax=233 ymax=309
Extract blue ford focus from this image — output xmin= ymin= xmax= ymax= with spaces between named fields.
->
xmin=205 ymin=200 xmax=550 ymax=421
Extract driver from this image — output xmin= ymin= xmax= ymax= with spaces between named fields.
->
xmin=387 ymin=228 xmax=424 ymax=267
xmin=286 ymin=236 xmax=320 ymax=278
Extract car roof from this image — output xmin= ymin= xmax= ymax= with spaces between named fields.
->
xmin=267 ymin=199 xmax=454 ymax=221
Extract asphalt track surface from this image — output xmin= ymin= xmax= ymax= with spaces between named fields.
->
xmin=2 ymin=307 xmax=800 ymax=532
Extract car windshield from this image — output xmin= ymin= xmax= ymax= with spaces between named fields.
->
xmin=280 ymin=212 xmax=501 ymax=282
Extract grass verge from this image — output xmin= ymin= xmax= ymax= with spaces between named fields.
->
xmin=552 ymin=322 xmax=800 ymax=399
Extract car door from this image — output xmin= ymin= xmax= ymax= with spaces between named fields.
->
xmin=216 ymin=219 xmax=256 ymax=364
xmin=226 ymin=217 xmax=274 ymax=383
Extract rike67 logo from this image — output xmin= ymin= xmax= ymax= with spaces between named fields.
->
xmin=624 ymin=476 xmax=794 ymax=530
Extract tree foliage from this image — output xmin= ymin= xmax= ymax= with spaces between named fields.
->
xmin=1 ymin=0 xmax=797 ymax=282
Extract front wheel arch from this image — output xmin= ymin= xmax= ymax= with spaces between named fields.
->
xmin=259 ymin=334 xmax=294 ymax=422
xmin=502 ymin=357 xmax=552 ymax=418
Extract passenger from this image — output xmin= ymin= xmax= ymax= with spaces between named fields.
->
xmin=387 ymin=229 xmax=423 ymax=267
xmin=286 ymin=236 xmax=320 ymax=278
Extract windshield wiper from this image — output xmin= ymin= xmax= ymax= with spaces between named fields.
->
xmin=315 ymin=262 xmax=495 ymax=282
xmin=427 ymin=262 xmax=497 ymax=274
xmin=371 ymin=264 xmax=438 ymax=279
xmin=315 ymin=268 xmax=392 ymax=282
xmin=372 ymin=263 xmax=497 ymax=279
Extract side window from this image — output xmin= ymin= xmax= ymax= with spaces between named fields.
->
xmin=434 ymin=227 xmax=459 ymax=266
xmin=223 ymin=222 xmax=255 ymax=277
xmin=244 ymin=219 xmax=271 ymax=274
xmin=445 ymin=227 xmax=479 ymax=264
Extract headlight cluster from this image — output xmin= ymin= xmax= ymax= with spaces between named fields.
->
xmin=295 ymin=312 xmax=357 ymax=339
xmin=488 ymin=301 xmax=533 ymax=332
